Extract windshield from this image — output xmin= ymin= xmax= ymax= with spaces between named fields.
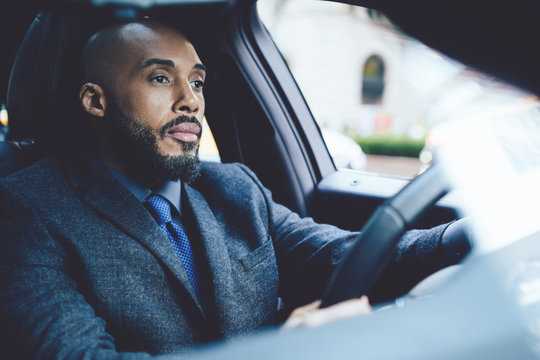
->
xmin=439 ymin=98 xmax=540 ymax=254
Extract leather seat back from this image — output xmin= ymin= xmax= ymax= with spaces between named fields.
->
xmin=1 ymin=10 xmax=101 ymax=177
xmin=8 ymin=10 xmax=91 ymax=142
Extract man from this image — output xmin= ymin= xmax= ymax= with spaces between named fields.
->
xmin=0 ymin=21 xmax=469 ymax=358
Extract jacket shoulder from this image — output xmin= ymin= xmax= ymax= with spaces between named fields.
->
xmin=200 ymin=161 xmax=254 ymax=178
xmin=198 ymin=162 xmax=262 ymax=188
xmin=194 ymin=161 xmax=270 ymax=205
xmin=0 ymin=157 xmax=63 ymax=193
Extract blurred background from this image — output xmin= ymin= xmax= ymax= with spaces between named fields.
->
xmin=256 ymin=0 xmax=533 ymax=178
xmin=1 ymin=0 xmax=534 ymax=179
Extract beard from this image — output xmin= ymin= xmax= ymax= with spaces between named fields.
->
xmin=107 ymin=104 xmax=202 ymax=185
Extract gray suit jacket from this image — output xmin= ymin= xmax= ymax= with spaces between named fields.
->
xmin=0 ymin=153 xmax=449 ymax=359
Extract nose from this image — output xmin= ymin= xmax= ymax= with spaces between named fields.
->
xmin=172 ymin=81 xmax=200 ymax=115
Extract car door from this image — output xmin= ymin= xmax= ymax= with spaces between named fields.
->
xmin=200 ymin=0 xmax=459 ymax=232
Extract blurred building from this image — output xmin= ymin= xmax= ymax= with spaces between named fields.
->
xmin=257 ymin=0 xmax=472 ymax=139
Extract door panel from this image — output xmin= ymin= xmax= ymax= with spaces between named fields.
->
xmin=314 ymin=170 xmax=458 ymax=231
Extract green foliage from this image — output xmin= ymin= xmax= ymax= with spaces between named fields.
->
xmin=349 ymin=133 xmax=425 ymax=158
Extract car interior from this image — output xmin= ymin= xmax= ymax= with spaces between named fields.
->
xmin=1 ymin=0 xmax=463 ymax=216
xmin=0 ymin=0 xmax=467 ymax=305
xmin=2 ymin=0 xmax=540 ymax=358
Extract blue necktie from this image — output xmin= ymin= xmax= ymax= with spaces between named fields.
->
xmin=144 ymin=195 xmax=200 ymax=299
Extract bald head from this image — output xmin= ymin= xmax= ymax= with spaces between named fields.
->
xmin=81 ymin=22 xmax=191 ymax=92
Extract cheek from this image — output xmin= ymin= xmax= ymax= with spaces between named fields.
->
xmin=121 ymin=92 xmax=170 ymax=130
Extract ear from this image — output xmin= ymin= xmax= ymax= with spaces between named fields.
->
xmin=79 ymin=83 xmax=106 ymax=117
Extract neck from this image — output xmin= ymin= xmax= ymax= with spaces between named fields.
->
xmin=96 ymin=150 xmax=165 ymax=189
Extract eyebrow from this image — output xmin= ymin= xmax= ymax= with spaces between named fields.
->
xmin=142 ymin=58 xmax=175 ymax=68
xmin=194 ymin=63 xmax=207 ymax=74
xmin=142 ymin=58 xmax=207 ymax=74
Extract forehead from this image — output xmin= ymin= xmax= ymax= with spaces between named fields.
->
xmin=118 ymin=24 xmax=201 ymax=68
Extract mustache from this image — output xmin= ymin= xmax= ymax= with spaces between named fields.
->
xmin=159 ymin=115 xmax=202 ymax=139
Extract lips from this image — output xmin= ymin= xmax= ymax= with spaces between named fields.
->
xmin=166 ymin=122 xmax=201 ymax=143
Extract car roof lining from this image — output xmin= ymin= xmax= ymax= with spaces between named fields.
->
xmin=366 ymin=0 xmax=540 ymax=96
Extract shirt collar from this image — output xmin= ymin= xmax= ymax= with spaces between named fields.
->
xmin=152 ymin=179 xmax=182 ymax=216
xmin=101 ymin=162 xmax=182 ymax=216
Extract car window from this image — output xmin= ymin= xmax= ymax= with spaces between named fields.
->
xmin=199 ymin=117 xmax=221 ymax=162
xmin=256 ymin=0 xmax=535 ymax=179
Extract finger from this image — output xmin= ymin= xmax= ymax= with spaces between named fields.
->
xmin=287 ymin=299 xmax=321 ymax=318
xmin=300 ymin=296 xmax=371 ymax=328
xmin=282 ymin=297 xmax=371 ymax=331
xmin=282 ymin=300 xmax=322 ymax=331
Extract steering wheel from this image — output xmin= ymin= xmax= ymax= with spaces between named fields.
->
xmin=321 ymin=162 xmax=450 ymax=308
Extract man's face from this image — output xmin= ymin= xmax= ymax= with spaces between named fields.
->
xmin=99 ymin=24 xmax=206 ymax=183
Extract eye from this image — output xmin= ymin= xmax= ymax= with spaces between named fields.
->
xmin=152 ymin=75 xmax=170 ymax=84
xmin=191 ymin=80 xmax=205 ymax=89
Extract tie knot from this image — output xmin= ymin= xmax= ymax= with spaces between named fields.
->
xmin=144 ymin=195 xmax=172 ymax=225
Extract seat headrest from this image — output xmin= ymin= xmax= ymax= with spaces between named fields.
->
xmin=6 ymin=10 xmax=95 ymax=153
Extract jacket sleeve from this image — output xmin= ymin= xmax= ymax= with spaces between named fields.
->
xmin=235 ymin=164 xmax=456 ymax=307
xmin=0 ymin=187 xmax=159 ymax=360
xmin=368 ymin=222 xmax=452 ymax=303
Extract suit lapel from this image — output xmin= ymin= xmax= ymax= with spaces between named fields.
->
xmin=183 ymin=183 xmax=236 ymax=333
xmin=63 ymin=153 xmax=204 ymax=315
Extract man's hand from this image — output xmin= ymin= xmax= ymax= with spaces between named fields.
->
xmin=282 ymin=296 xmax=371 ymax=330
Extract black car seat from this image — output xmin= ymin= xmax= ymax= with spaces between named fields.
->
xmin=1 ymin=10 xmax=88 ymax=177
xmin=0 ymin=8 xmax=120 ymax=178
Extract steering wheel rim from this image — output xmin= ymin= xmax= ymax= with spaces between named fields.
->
xmin=321 ymin=162 xmax=450 ymax=308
